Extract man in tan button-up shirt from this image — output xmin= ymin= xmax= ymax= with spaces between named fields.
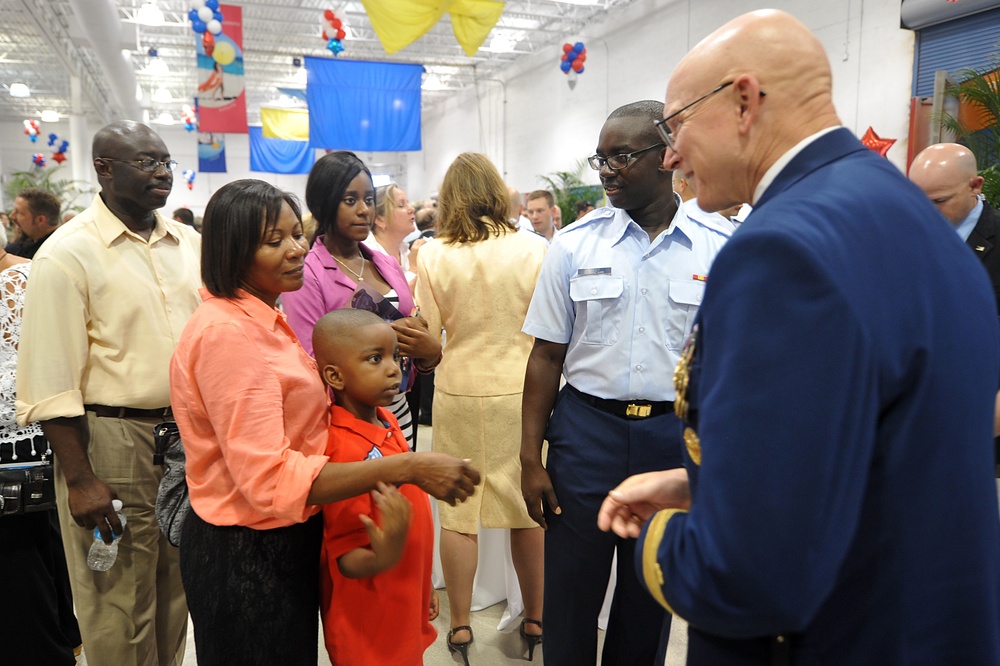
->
xmin=17 ymin=121 xmax=201 ymax=666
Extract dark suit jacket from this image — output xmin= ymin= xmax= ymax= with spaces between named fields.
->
xmin=637 ymin=129 xmax=1000 ymax=664
xmin=967 ymin=202 xmax=1000 ymax=322
xmin=966 ymin=202 xmax=1000 ymax=465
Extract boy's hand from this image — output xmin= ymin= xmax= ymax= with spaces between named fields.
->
xmin=358 ymin=482 xmax=412 ymax=572
xmin=429 ymin=587 xmax=440 ymax=621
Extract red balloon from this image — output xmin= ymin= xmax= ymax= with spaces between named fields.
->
xmin=332 ymin=18 xmax=342 ymax=29
xmin=577 ymin=52 xmax=586 ymax=62
xmin=202 ymin=31 xmax=215 ymax=57
xmin=562 ymin=43 xmax=573 ymax=53
xmin=561 ymin=54 xmax=569 ymax=62
xmin=336 ymin=28 xmax=346 ymax=40
xmin=572 ymin=59 xmax=584 ymax=72
xmin=324 ymin=9 xmax=334 ymax=20
xmin=322 ymin=30 xmax=328 ymax=40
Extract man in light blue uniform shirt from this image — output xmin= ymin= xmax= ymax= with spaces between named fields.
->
xmin=519 ymin=100 xmax=730 ymax=665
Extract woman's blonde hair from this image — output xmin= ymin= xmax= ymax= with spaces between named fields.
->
xmin=373 ymin=182 xmax=403 ymax=234
xmin=437 ymin=152 xmax=515 ymax=244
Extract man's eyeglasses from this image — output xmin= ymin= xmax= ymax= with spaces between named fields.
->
xmin=98 ymin=157 xmax=178 ymax=173
xmin=587 ymin=142 xmax=665 ymax=171
xmin=654 ymin=81 xmax=735 ymax=151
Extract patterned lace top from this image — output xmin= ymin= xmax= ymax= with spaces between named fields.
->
xmin=0 ymin=262 xmax=46 ymax=462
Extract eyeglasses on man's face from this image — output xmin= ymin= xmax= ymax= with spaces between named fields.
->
xmin=98 ymin=157 xmax=178 ymax=173
xmin=587 ymin=142 xmax=666 ymax=171
xmin=654 ymin=81 xmax=735 ymax=151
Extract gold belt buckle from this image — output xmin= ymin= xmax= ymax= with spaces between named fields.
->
xmin=625 ymin=403 xmax=652 ymax=418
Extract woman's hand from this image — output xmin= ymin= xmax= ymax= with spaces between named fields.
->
xmin=391 ymin=316 xmax=441 ymax=363
xmin=408 ymin=452 xmax=481 ymax=505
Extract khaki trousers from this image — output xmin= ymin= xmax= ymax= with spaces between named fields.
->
xmin=54 ymin=412 xmax=188 ymax=666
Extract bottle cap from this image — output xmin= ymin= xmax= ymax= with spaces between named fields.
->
xmin=112 ymin=499 xmax=123 ymax=511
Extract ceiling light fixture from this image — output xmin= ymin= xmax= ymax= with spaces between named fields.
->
xmin=41 ymin=110 xmax=60 ymax=123
xmin=422 ymin=75 xmax=445 ymax=91
xmin=9 ymin=82 xmax=30 ymax=97
xmin=137 ymin=2 xmax=165 ymax=27
xmin=489 ymin=34 xmax=517 ymax=53
xmin=153 ymin=112 xmax=175 ymax=125
xmin=152 ymin=87 xmax=173 ymax=103
xmin=146 ymin=57 xmax=170 ymax=76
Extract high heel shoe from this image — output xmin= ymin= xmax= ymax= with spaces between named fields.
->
xmin=447 ymin=625 xmax=474 ymax=666
xmin=519 ymin=618 xmax=543 ymax=661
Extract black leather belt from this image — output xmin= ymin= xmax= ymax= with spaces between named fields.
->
xmin=85 ymin=404 xmax=173 ymax=419
xmin=566 ymin=385 xmax=672 ymax=419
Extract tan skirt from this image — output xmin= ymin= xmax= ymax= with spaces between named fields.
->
xmin=432 ymin=390 xmax=536 ymax=533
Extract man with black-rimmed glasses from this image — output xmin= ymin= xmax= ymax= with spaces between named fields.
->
xmin=520 ymin=100 xmax=731 ymax=665
xmin=17 ymin=121 xmax=199 ymax=665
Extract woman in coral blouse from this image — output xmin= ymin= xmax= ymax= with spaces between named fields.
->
xmin=169 ymin=179 xmax=479 ymax=666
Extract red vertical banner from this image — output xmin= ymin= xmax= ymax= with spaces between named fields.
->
xmin=196 ymin=4 xmax=248 ymax=133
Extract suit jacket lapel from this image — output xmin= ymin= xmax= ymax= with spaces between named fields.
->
xmin=967 ymin=207 xmax=996 ymax=259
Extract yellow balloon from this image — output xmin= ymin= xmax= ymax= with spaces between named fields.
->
xmin=213 ymin=41 xmax=236 ymax=66
xmin=212 ymin=142 xmax=219 ymax=149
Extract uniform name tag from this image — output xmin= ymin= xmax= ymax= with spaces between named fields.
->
xmin=577 ymin=267 xmax=612 ymax=276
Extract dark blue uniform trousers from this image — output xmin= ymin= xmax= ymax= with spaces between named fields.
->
xmin=542 ymin=386 xmax=684 ymax=665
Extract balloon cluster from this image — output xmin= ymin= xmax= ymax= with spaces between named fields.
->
xmin=560 ymin=42 xmax=586 ymax=74
xmin=189 ymin=0 xmax=223 ymax=36
xmin=182 ymin=169 xmax=196 ymax=191
xmin=190 ymin=0 xmax=231 ymax=63
xmin=23 ymin=119 xmax=40 ymax=142
xmin=181 ymin=105 xmax=198 ymax=132
xmin=47 ymin=133 xmax=70 ymax=164
xmin=322 ymin=9 xmax=346 ymax=56
xmin=32 ymin=153 xmax=46 ymax=167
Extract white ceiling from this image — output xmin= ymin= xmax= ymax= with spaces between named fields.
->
xmin=0 ymin=0 xmax=635 ymax=127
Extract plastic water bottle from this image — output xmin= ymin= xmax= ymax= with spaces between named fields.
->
xmin=86 ymin=499 xmax=126 ymax=572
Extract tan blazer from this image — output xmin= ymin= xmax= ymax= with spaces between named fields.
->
xmin=415 ymin=230 xmax=546 ymax=397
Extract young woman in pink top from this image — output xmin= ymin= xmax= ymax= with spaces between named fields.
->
xmin=282 ymin=152 xmax=442 ymax=450
xmin=169 ymin=179 xmax=479 ymax=666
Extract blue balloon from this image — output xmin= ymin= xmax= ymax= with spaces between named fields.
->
xmin=213 ymin=11 xmax=223 ymax=22
xmin=59 ymin=141 xmax=69 ymax=152
xmin=205 ymin=0 xmax=220 ymax=10
xmin=48 ymin=133 xmax=57 ymax=146
xmin=574 ymin=41 xmax=585 ymax=53
xmin=188 ymin=8 xmax=199 ymax=21
xmin=327 ymin=38 xmax=344 ymax=56
xmin=576 ymin=66 xmax=585 ymax=75
xmin=192 ymin=19 xmax=207 ymax=34
xmin=29 ymin=135 xmax=37 ymax=143
xmin=560 ymin=60 xmax=572 ymax=73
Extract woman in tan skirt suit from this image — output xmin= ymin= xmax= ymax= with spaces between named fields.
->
xmin=415 ymin=153 xmax=546 ymax=664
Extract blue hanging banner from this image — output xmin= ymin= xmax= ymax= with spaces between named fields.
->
xmin=198 ymin=132 xmax=227 ymax=173
xmin=249 ymin=127 xmax=313 ymax=174
xmin=305 ymin=57 xmax=422 ymax=151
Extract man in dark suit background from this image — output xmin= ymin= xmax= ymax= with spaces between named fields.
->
xmin=910 ymin=142 xmax=1000 ymax=470
xmin=598 ymin=9 xmax=1000 ymax=664
xmin=909 ymin=142 xmax=1000 ymax=315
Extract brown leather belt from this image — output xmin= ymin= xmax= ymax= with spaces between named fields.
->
xmin=85 ymin=404 xmax=173 ymax=419
xmin=566 ymin=385 xmax=672 ymax=419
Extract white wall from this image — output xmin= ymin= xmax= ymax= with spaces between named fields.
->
xmin=0 ymin=121 xmax=412 ymax=216
xmin=411 ymin=0 xmax=916 ymax=198
xmin=1 ymin=0 xmax=915 ymax=213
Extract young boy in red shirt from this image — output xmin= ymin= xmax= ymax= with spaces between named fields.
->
xmin=312 ymin=309 xmax=437 ymax=665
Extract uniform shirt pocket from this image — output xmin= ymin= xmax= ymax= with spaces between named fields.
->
xmin=665 ymin=279 xmax=705 ymax=351
xmin=570 ymin=274 xmax=624 ymax=345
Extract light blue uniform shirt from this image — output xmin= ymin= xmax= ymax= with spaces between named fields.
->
xmin=956 ymin=198 xmax=984 ymax=242
xmin=522 ymin=205 xmax=730 ymax=401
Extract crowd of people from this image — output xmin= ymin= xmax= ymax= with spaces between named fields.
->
xmin=2 ymin=8 xmax=999 ymax=666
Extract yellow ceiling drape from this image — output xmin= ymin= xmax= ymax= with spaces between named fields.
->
xmin=261 ymin=107 xmax=310 ymax=141
xmin=361 ymin=0 xmax=505 ymax=57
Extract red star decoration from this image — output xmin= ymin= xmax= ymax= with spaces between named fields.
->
xmin=860 ymin=126 xmax=896 ymax=158
xmin=51 ymin=151 xmax=67 ymax=164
